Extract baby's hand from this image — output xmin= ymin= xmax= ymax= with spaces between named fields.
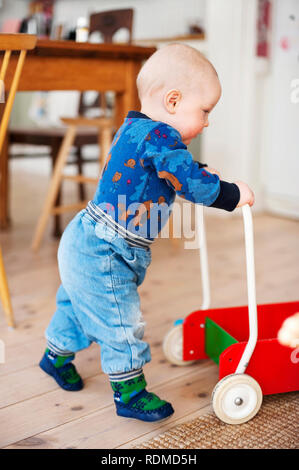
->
xmin=205 ymin=166 xmax=221 ymax=178
xmin=235 ymin=181 xmax=255 ymax=207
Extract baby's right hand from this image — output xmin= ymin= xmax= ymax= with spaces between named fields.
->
xmin=235 ymin=181 xmax=255 ymax=207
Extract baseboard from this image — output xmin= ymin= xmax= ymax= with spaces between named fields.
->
xmin=264 ymin=192 xmax=299 ymax=220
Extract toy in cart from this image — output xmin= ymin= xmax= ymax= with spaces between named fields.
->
xmin=163 ymin=205 xmax=299 ymax=424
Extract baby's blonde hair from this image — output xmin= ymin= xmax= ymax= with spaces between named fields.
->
xmin=137 ymin=43 xmax=218 ymax=101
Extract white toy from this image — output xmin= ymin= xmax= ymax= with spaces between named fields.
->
xmin=277 ymin=312 xmax=299 ymax=348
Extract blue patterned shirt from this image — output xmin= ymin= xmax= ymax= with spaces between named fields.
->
xmin=90 ymin=111 xmax=240 ymax=241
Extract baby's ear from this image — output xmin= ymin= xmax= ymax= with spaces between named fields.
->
xmin=164 ymin=89 xmax=182 ymax=114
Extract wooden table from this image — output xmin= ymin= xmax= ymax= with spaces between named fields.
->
xmin=0 ymin=39 xmax=156 ymax=228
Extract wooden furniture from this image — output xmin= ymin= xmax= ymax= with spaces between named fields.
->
xmin=8 ymin=106 xmax=101 ymax=238
xmin=8 ymin=8 xmax=135 ymax=238
xmin=0 ymin=39 xmax=156 ymax=230
xmin=31 ymin=117 xmax=113 ymax=251
xmin=89 ymin=8 xmax=133 ymax=43
xmin=30 ymin=9 xmax=137 ymax=250
xmin=87 ymin=8 xmax=134 ymax=115
xmin=0 ymin=33 xmax=37 ymax=327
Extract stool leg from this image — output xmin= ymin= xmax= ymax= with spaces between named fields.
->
xmin=0 ymin=246 xmax=15 ymax=328
xmin=76 ymin=145 xmax=86 ymax=201
xmin=51 ymin=138 xmax=63 ymax=238
xmin=98 ymin=125 xmax=112 ymax=172
xmin=31 ymin=125 xmax=76 ymax=252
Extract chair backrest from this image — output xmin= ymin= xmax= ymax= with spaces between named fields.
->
xmin=0 ymin=34 xmax=36 ymax=52
xmin=0 ymin=33 xmax=37 ymax=152
xmin=78 ymin=9 xmax=134 ymax=117
xmin=89 ymin=9 xmax=134 ymax=43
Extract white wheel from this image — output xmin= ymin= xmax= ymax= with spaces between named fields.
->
xmin=163 ymin=325 xmax=196 ymax=366
xmin=212 ymin=374 xmax=263 ymax=425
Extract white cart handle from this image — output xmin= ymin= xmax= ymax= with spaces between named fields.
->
xmin=236 ymin=204 xmax=258 ymax=373
xmin=198 ymin=204 xmax=258 ymax=374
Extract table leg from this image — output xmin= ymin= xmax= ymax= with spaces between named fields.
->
xmin=115 ymin=60 xmax=141 ymax=129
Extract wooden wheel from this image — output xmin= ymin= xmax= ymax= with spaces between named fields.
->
xmin=163 ymin=325 xmax=196 ymax=366
xmin=212 ymin=373 xmax=263 ymax=424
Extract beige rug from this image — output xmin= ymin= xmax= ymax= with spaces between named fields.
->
xmin=137 ymin=392 xmax=299 ymax=449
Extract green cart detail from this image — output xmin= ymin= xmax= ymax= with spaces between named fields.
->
xmin=205 ymin=317 xmax=238 ymax=365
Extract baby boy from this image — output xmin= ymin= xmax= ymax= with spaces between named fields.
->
xmin=39 ymin=44 xmax=254 ymax=422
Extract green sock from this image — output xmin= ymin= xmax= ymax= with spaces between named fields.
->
xmin=45 ymin=348 xmax=81 ymax=384
xmin=110 ymin=373 xmax=167 ymax=411
xmin=45 ymin=347 xmax=74 ymax=367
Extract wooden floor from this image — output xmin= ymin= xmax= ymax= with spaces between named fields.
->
xmin=0 ymin=159 xmax=298 ymax=449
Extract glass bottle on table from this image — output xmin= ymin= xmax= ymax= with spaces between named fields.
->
xmin=76 ymin=17 xmax=89 ymax=42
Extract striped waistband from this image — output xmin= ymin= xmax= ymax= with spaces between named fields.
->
xmin=108 ymin=368 xmax=144 ymax=382
xmin=85 ymin=201 xmax=154 ymax=249
xmin=47 ymin=340 xmax=74 ymax=357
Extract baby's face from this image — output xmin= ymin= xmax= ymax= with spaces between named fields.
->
xmin=173 ymin=77 xmax=221 ymax=145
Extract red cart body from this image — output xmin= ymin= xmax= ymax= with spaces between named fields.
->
xmin=183 ymin=300 xmax=299 ymax=395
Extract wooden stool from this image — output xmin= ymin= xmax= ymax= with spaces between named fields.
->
xmin=31 ymin=117 xmax=113 ymax=252
xmin=0 ymin=33 xmax=37 ymax=327
xmin=31 ymin=115 xmax=180 ymax=251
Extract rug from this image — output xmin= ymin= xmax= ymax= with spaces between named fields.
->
xmin=136 ymin=392 xmax=299 ymax=449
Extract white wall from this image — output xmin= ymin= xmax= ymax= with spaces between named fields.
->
xmin=260 ymin=0 xmax=299 ymax=218
xmin=0 ymin=0 xmax=206 ymax=39
xmin=202 ymin=0 xmax=299 ymax=217
xmin=0 ymin=0 xmax=30 ymax=28
xmin=53 ymin=0 xmax=206 ymax=40
xmin=202 ymin=0 xmax=261 ymax=212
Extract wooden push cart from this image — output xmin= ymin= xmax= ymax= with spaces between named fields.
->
xmin=163 ymin=205 xmax=299 ymax=424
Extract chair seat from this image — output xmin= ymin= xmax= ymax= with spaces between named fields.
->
xmin=9 ymin=125 xmax=100 ymax=137
xmin=61 ymin=116 xmax=113 ymax=127
xmin=9 ymin=125 xmax=101 ymax=147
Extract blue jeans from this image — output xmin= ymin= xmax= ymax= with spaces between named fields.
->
xmin=45 ymin=209 xmax=152 ymax=374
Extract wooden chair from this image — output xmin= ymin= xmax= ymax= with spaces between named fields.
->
xmin=0 ymin=33 xmax=37 ymax=327
xmin=31 ymin=117 xmax=112 ymax=251
xmin=31 ymin=9 xmax=135 ymax=251
xmin=7 ymin=97 xmax=103 ymax=237
xmin=7 ymin=9 xmax=134 ymax=238
xmin=89 ymin=8 xmax=133 ymax=43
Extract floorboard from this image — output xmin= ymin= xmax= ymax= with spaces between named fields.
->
xmin=0 ymin=159 xmax=298 ymax=448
